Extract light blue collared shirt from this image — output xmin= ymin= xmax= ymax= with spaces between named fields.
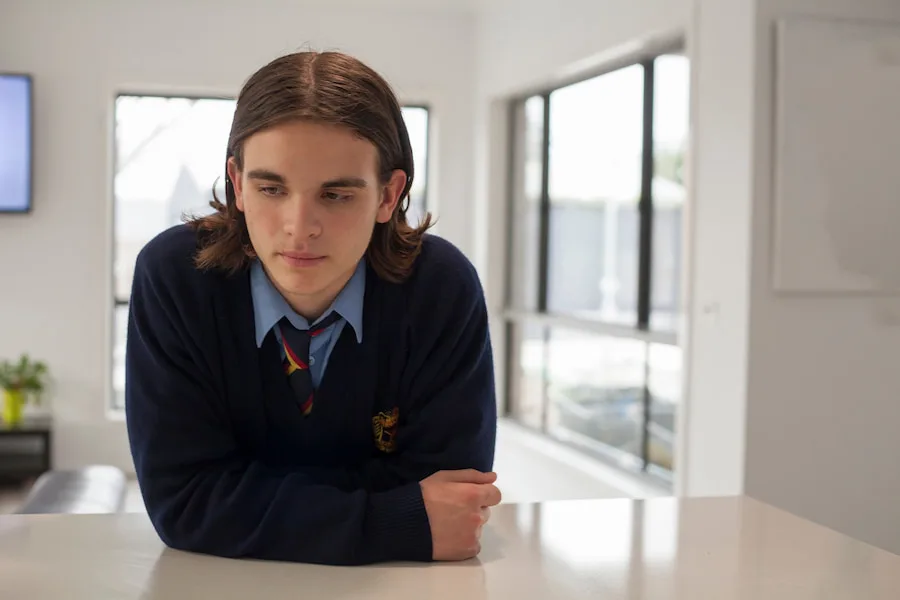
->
xmin=250 ymin=259 xmax=365 ymax=388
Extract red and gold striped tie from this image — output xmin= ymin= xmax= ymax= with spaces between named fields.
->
xmin=279 ymin=312 xmax=341 ymax=416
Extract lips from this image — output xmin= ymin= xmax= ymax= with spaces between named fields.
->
xmin=281 ymin=251 xmax=324 ymax=260
xmin=279 ymin=252 xmax=326 ymax=268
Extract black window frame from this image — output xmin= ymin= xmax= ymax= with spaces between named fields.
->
xmin=502 ymin=40 xmax=687 ymax=485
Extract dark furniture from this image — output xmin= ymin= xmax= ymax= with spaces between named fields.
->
xmin=0 ymin=416 xmax=51 ymax=482
xmin=0 ymin=417 xmax=128 ymax=514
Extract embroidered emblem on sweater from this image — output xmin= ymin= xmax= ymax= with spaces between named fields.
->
xmin=373 ymin=407 xmax=400 ymax=453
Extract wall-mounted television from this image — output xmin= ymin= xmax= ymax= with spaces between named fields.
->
xmin=0 ymin=73 xmax=33 ymax=213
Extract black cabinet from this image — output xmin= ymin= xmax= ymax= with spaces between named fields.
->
xmin=0 ymin=417 xmax=51 ymax=483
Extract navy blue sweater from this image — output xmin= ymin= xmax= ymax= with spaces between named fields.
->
xmin=124 ymin=225 xmax=496 ymax=565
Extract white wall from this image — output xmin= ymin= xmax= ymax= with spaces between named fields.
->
xmin=0 ymin=0 xmax=476 ymax=473
xmin=677 ymin=0 xmax=757 ymax=500
xmin=475 ymin=0 xmax=690 ymax=99
xmin=680 ymin=0 xmax=900 ymax=553
xmin=475 ymin=0 xmax=900 ymax=555
xmin=741 ymin=0 xmax=900 ymax=555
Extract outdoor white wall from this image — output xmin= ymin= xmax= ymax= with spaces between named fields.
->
xmin=0 ymin=0 xmax=476 ymax=473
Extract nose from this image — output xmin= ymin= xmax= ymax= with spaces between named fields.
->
xmin=284 ymin=194 xmax=322 ymax=239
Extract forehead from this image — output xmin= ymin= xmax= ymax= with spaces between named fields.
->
xmin=241 ymin=120 xmax=379 ymax=178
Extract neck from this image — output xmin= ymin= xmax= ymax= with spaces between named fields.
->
xmin=287 ymin=298 xmax=332 ymax=323
xmin=269 ymin=264 xmax=357 ymax=323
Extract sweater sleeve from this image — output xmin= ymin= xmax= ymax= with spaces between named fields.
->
xmin=124 ymin=244 xmax=431 ymax=565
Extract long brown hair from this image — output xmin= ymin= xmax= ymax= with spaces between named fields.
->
xmin=186 ymin=51 xmax=432 ymax=283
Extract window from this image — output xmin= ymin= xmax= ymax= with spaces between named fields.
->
xmin=111 ymin=95 xmax=234 ymax=410
xmin=504 ymin=51 xmax=689 ymax=481
xmin=401 ymin=105 xmax=431 ymax=227
xmin=111 ymin=96 xmax=430 ymax=409
xmin=547 ymin=64 xmax=644 ymax=323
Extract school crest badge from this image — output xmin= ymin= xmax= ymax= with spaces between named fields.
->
xmin=372 ymin=407 xmax=399 ymax=453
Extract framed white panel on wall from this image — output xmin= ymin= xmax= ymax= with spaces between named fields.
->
xmin=773 ymin=16 xmax=900 ymax=294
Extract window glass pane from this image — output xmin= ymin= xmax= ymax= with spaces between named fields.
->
xmin=647 ymin=343 xmax=681 ymax=473
xmin=651 ymin=54 xmax=690 ymax=332
xmin=546 ymin=66 xmax=645 ymax=324
xmin=545 ymin=328 xmax=647 ymax=465
xmin=507 ymin=321 xmax=546 ymax=431
xmin=401 ymin=106 xmax=429 ymax=227
xmin=508 ymin=96 xmax=544 ymax=310
xmin=114 ymin=96 xmax=235 ymax=301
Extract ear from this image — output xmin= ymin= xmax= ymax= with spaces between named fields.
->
xmin=226 ymin=157 xmax=245 ymax=212
xmin=375 ymin=169 xmax=408 ymax=224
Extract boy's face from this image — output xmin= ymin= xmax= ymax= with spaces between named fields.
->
xmin=227 ymin=120 xmax=406 ymax=319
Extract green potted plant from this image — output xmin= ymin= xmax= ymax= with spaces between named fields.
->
xmin=0 ymin=354 xmax=49 ymax=426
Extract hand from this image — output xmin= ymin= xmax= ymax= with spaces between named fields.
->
xmin=420 ymin=469 xmax=502 ymax=561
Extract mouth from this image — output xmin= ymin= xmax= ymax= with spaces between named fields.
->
xmin=279 ymin=252 xmax=326 ymax=268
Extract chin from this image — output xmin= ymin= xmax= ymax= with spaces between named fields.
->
xmin=277 ymin=269 xmax=324 ymax=294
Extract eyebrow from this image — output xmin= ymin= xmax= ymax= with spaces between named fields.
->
xmin=245 ymin=171 xmax=368 ymax=190
xmin=246 ymin=169 xmax=286 ymax=184
xmin=321 ymin=177 xmax=368 ymax=189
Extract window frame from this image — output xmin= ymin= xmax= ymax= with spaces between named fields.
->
xmin=501 ymin=40 xmax=687 ymax=485
xmin=109 ymin=91 xmax=236 ymax=413
xmin=110 ymin=91 xmax=235 ymax=304
xmin=398 ymin=103 xmax=433 ymax=222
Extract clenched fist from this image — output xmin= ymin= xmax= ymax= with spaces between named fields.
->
xmin=420 ymin=469 xmax=502 ymax=561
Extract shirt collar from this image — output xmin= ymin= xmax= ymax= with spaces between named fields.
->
xmin=250 ymin=259 xmax=366 ymax=348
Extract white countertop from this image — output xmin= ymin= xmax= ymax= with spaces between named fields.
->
xmin=2 ymin=496 xmax=899 ymax=599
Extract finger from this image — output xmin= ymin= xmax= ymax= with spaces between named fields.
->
xmin=480 ymin=506 xmax=492 ymax=523
xmin=439 ymin=469 xmax=497 ymax=484
xmin=480 ymin=484 xmax=502 ymax=507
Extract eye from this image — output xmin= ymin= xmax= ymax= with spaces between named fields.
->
xmin=258 ymin=186 xmax=283 ymax=197
xmin=323 ymin=191 xmax=352 ymax=202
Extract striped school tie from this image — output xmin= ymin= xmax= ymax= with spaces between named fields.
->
xmin=278 ymin=312 xmax=342 ymax=416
